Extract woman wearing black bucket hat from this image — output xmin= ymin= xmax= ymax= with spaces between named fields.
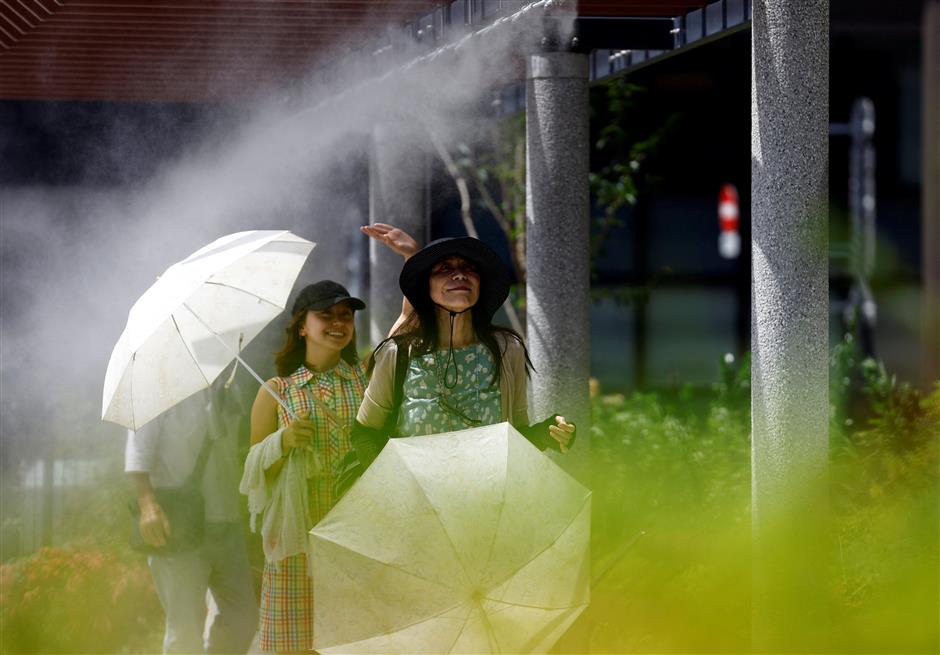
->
xmin=351 ymin=226 xmax=576 ymax=473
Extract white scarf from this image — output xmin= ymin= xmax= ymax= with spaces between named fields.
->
xmin=240 ymin=429 xmax=315 ymax=565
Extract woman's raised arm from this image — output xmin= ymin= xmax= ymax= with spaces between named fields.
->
xmin=360 ymin=223 xmax=418 ymax=336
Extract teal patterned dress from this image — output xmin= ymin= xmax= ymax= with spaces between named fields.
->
xmin=396 ymin=343 xmax=502 ymax=436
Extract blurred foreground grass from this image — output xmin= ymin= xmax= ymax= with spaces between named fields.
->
xmin=566 ymin=351 xmax=939 ymax=653
xmin=2 ymin=349 xmax=937 ymax=653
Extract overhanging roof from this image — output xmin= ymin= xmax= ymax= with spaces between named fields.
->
xmin=0 ymin=1 xmax=708 ymax=103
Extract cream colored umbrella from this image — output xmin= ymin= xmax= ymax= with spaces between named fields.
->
xmin=310 ymin=422 xmax=591 ymax=654
xmin=102 ymin=230 xmax=313 ymax=430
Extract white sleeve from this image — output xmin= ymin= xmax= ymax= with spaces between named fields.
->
xmin=124 ymin=422 xmax=158 ymax=474
xmin=356 ymin=340 xmax=398 ymax=429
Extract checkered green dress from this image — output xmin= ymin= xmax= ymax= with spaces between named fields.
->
xmin=260 ymin=358 xmax=366 ymax=652
xmin=271 ymin=359 xmax=366 ymax=524
xmin=397 ymin=343 xmax=502 ymax=436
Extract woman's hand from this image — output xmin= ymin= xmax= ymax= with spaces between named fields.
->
xmin=281 ymin=413 xmax=316 ymax=450
xmin=548 ymin=415 xmax=576 ymax=453
xmin=361 ymin=223 xmax=418 ymax=259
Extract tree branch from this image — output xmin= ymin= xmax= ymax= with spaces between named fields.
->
xmin=425 ymin=126 xmax=524 ymax=335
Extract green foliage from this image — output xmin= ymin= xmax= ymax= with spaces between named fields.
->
xmin=0 ymin=450 xmax=166 ymax=653
xmin=582 ymin=348 xmax=938 ymax=652
xmin=830 ymin=332 xmax=939 ymax=502
xmin=451 ymin=116 xmax=528 ymax=318
xmin=4 ymin=343 xmax=935 ymax=653
xmin=455 ymin=116 xmax=527 ymax=246
xmin=827 ymin=336 xmax=939 ymax=651
xmin=447 ymin=80 xmax=678 ymax=314
xmin=589 ymin=81 xmax=678 ymax=270
xmin=1 ymin=543 xmax=163 ymax=654
xmin=585 ymin=367 xmax=751 ymax=652
xmin=453 ymin=118 xmax=525 ymax=243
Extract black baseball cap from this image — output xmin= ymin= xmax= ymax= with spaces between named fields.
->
xmin=291 ymin=280 xmax=366 ymax=315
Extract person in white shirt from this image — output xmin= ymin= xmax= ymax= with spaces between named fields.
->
xmin=126 ymin=381 xmax=258 ymax=654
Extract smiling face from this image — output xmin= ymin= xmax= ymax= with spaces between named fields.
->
xmin=299 ymin=301 xmax=355 ymax=355
xmin=428 ymin=255 xmax=481 ymax=313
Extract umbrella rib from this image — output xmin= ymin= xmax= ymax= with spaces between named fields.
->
xmin=201 ymin=280 xmax=284 ymax=309
xmin=313 ymin=532 xmax=467 ymax=595
xmin=482 ymin=598 xmax=585 ymax=612
xmin=130 ymin=352 xmax=137 ymax=430
xmin=381 ymin=601 xmax=471 ymax=642
xmin=170 ymin=313 xmax=211 ymax=387
xmin=398 ymin=456 xmax=476 ymax=588
xmin=485 ymin=494 xmax=591 ymax=602
xmin=478 ymin=437 xmax=511 ymax=586
xmin=324 ymin=601 xmax=472 ymax=652
xmin=320 ymin=601 xmax=473 ymax=653
xmin=445 ymin=605 xmax=476 ymax=655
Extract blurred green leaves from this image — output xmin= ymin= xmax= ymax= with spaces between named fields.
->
xmin=1 ymin=543 xmax=163 ymax=654
xmin=589 ymin=81 xmax=678 ymax=273
xmin=583 ymin=347 xmax=937 ymax=652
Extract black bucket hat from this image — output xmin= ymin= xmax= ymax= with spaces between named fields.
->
xmin=399 ymin=237 xmax=511 ymax=322
xmin=291 ymin=280 xmax=366 ymax=315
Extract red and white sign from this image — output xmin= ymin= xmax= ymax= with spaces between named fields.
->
xmin=718 ymin=183 xmax=740 ymax=259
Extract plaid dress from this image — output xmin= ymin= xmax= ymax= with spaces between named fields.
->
xmin=259 ymin=358 xmax=366 ymax=652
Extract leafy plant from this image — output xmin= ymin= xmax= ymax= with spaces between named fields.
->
xmin=433 ymin=81 xmax=678 ymax=327
xmin=1 ymin=543 xmax=163 ymax=654
xmin=586 ymin=362 xmax=752 ymax=652
xmin=589 ymin=81 xmax=675 ymax=269
xmin=583 ymin=348 xmax=938 ymax=652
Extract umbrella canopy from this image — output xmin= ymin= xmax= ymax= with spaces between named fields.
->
xmin=310 ymin=422 xmax=591 ymax=655
xmin=102 ymin=230 xmax=314 ymax=430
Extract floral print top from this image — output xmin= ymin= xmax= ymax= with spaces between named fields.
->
xmin=396 ymin=343 xmax=502 ymax=436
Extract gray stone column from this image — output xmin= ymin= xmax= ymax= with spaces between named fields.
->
xmin=368 ymin=123 xmax=428 ymax=346
xmin=923 ymin=1 xmax=940 ymax=389
xmin=525 ymin=51 xmax=590 ymax=478
xmin=751 ymin=0 xmax=830 ymax=650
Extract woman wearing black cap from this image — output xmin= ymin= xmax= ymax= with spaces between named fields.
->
xmin=241 ymin=280 xmax=369 ymax=654
xmin=352 ymin=226 xmax=575 ymax=472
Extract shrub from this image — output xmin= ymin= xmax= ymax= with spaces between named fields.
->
xmin=582 ymin=348 xmax=938 ymax=653
xmin=586 ymin=372 xmax=752 ymax=653
xmin=1 ymin=542 xmax=162 ymax=654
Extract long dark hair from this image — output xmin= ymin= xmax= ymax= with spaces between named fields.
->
xmin=367 ymin=302 xmax=532 ymax=387
xmin=275 ymin=309 xmax=359 ymax=378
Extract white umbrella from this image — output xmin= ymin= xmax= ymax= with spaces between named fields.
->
xmin=102 ymin=230 xmax=313 ymax=430
xmin=310 ymin=422 xmax=591 ymax=655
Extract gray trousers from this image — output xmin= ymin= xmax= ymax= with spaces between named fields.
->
xmin=148 ymin=522 xmax=258 ymax=654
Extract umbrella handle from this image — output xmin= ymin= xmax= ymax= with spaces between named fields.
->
xmin=182 ymin=303 xmax=299 ymax=422
xmin=232 ymin=352 xmax=300 ymax=422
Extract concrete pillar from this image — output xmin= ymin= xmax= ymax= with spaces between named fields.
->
xmin=923 ymin=1 xmax=940 ymax=389
xmin=368 ymin=123 xmax=428 ymax=346
xmin=751 ymin=0 xmax=829 ymax=650
xmin=525 ymin=51 xmax=590 ymax=478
